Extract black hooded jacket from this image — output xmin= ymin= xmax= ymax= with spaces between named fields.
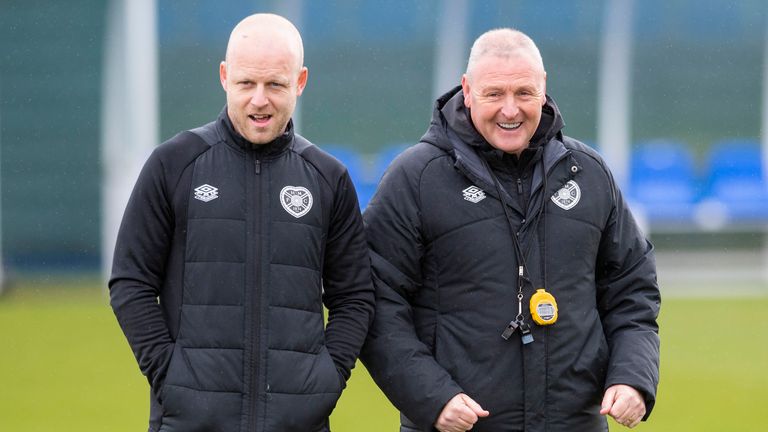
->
xmin=109 ymin=109 xmax=375 ymax=432
xmin=361 ymin=87 xmax=660 ymax=431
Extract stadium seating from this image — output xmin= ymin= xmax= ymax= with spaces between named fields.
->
xmin=627 ymin=139 xmax=701 ymax=226
xmin=323 ymin=138 xmax=768 ymax=228
xmin=697 ymin=139 xmax=768 ymax=225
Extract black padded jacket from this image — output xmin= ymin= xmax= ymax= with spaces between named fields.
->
xmin=361 ymin=88 xmax=660 ymax=432
xmin=109 ymin=109 xmax=375 ymax=432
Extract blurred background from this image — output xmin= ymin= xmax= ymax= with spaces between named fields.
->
xmin=1 ymin=0 xmax=767 ymax=431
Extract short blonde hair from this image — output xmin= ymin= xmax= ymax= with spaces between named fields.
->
xmin=466 ymin=28 xmax=544 ymax=77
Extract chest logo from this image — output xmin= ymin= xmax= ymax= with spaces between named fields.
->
xmin=280 ymin=186 xmax=313 ymax=218
xmin=551 ymin=180 xmax=581 ymax=210
xmin=193 ymin=184 xmax=219 ymax=202
xmin=462 ymin=185 xmax=486 ymax=203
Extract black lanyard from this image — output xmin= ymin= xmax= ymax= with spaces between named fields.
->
xmin=478 ymin=151 xmax=549 ymax=339
xmin=480 ymin=153 xmax=547 ymax=285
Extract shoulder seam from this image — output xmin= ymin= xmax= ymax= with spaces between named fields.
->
xmin=157 ymin=130 xmax=214 ymax=197
xmin=414 ymin=143 xmax=451 ymax=224
xmin=291 ymin=141 xmax=340 ymax=192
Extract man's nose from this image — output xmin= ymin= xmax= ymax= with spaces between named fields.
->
xmin=500 ymin=96 xmax=519 ymax=118
xmin=250 ymin=85 xmax=269 ymax=107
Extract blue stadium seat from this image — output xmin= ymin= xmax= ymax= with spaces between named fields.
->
xmin=699 ymin=139 xmax=768 ymax=224
xmin=627 ymin=140 xmax=700 ymax=225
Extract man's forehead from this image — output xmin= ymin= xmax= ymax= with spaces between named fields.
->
xmin=472 ymin=70 xmax=543 ymax=87
xmin=471 ymin=56 xmax=543 ymax=81
xmin=227 ymin=39 xmax=301 ymax=72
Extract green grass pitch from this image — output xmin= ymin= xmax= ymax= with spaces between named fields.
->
xmin=0 ymin=279 xmax=766 ymax=431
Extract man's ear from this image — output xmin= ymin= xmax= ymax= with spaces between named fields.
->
xmin=461 ymin=74 xmax=471 ymax=108
xmin=219 ymin=61 xmax=228 ymax=91
xmin=541 ymin=71 xmax=547 ymax=106
xmin=296 ymin=67 xmax=308 ymax=96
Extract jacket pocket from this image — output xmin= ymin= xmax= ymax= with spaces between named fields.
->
xmin=266 ymin=344 xmax=343 ymax=395
xmin=157 ymin=343 xmax=181 ymax=404
xmin=159 ymin=344 xmax=245 ymax=430
xmin=263 ymin=345 xmax=343 ymax=431
xmin=159 ymin=385 xmax=242 ymax=432
xmin=164 ymin=345 xmax=243 ymax=392
xmin=316 ymin=345 xmax=345 ymax=393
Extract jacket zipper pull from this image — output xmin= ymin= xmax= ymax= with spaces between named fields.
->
xmin=255 ymin=159 xmax=261 ymax=174
xmin=516 ymin=177 xmax=523 ymax=194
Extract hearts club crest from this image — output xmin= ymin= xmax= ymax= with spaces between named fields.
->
xmin=280 ymin=186 xmax=313 ymax=218
xmin=551 ymin=180 xmax=581 ymax=210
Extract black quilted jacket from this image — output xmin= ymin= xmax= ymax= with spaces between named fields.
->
xmin=110 ymin=109 xmax=374 ymax=432
xmin=361 ymin=88 xmax=660 ymax=432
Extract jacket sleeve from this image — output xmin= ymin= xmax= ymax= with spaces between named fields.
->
xmin=596 ymin=173 xmax=661 ymax=420
xmin=108 ymin=150 xmax=175 ymax=397
xmin=360 ymin=154 xmax=463 ymax=431
xmin=322 ymin=170 xmax=376 ymax=383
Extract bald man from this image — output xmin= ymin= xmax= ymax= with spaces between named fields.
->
xmin=110 ymin=14 xmax=374 ymax=432
xmin=361 ymin=28 xmax=660 ymax=431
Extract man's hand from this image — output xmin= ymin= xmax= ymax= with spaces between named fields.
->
xmin=434 ymin=393 xmax=490 ymax=432
xmin=600 ymin=384 xmax=646 ymax=428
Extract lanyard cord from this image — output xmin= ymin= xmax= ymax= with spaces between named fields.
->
xmin=478 ymin=154 xmax=548 ymax=318
xmin=483 ymin=159 xmax=527 ymax=272
xmin=541 ymin=162 xmax=548 ymax=291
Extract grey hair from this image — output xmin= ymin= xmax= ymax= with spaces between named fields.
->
xmin=466 ymin=28 xmax=544 ymax=77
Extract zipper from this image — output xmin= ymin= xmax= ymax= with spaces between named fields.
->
xmin=248 ymin=155 xmax=263 ymax=431
xmin=516 ymin=177 xmax=527 ymax=216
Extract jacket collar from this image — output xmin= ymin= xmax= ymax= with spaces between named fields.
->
xmin=216 ymin=106 xmax=294 ymax=156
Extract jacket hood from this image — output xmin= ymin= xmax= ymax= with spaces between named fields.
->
xmin=419 ymin=87 xmax=572 ymax=219
xmin=421 ymin=86 xmax=565 ymax=154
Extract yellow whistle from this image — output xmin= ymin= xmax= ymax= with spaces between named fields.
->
xmin=530 ymin=288 xmax=558 ymax=325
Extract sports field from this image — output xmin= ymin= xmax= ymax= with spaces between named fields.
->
xmin=0 ymin=278 xmax=766 ymax=431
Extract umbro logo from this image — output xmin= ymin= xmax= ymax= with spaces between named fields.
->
xmin=462 ymin=185 xmax=486 ymax=203
xmin=193 ymin=184 xmax=219 ymax=202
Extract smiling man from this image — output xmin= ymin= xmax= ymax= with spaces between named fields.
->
xmin=361 ymin=28 xmax=660 ymax=432
xmin=109 ymin=13 xmax=374 ymax=432
xmin=461 ymin=36 xmax=546 ymax=156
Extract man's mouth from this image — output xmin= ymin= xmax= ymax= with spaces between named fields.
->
xmin=498 ymin=122 xmax=522 ymax=130
xmin=249 ymin=114 xmax=272 ymax=124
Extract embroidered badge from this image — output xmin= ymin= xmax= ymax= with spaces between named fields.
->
xmin=280 ymin=186 xmax=313 ymax=218
xmin=193 ymin=184 xmax=219 ymax=202
xmin=551 ymin=180 xmax=581 ymax=210
xmin=462 ymin=185 xmax=486 ymax=203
